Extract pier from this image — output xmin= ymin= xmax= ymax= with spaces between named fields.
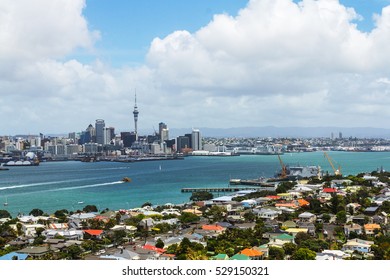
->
xmin=181 ymin=186 xmax=275 ymax=193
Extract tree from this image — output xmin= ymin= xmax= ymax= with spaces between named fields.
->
xmin=268 ymin=246 xmax=285 ymax=260
xmin=336 ymin=210 xmax=347 ymax=224
xmin=54 ymin=209 xmax=69 ymax=222
xmin=0 ymin=210 xmax=11 ymax=219
xmin=178 ymin=212 xmax=200 ymax=225
xmin=83 ymin=205 xmax=98 ymax=213
xmin=29 ymin=208 xmax=44 ymax=216
xmin=190 ymin=191 xmax=213 ymax=201
xmin=294 ymin=232 xmax=311 ymax=246
xmin=204 ymin=205 xmax=225 ymax=223
xmin=155 ymin=238 xmax=164 ymax=249
xmin=283 ymin=242 xmax=297 ymax=256
xmin=322 ymin=213 xmax=331 ymax=223
xmin=66 ymin=244 xmax=83 ymax=260
xmin=291 ymin=248 xmax=316 ymax=260
xmin=141 ymin=202 xmax=152 ymax=208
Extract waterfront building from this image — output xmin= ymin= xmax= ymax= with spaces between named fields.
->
xmin=83 ymin=143 xmax=100 ymax=154
xmin=66 ymin=144 xmax=80 ymax=155
xmin=95 ymin=119 xmax=105 ymax=145
xmin=47 ymin=144 xmax=66 ymax=155
xmin=191 ymin=129 xmax=202 ymax=151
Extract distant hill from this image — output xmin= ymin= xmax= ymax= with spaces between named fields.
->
xmin=169 ymin=126 xmax=390 ymax=138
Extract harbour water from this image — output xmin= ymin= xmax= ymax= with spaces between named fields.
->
xmin=1 ymin=151 xmax=389 ymax=217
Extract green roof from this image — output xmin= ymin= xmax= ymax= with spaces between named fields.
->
xmin=230 ymin=254 xmax=250 ymax=260
xmin=212 ymin=253 xmax=229 ymax=260
xmin=275 ymin=233 xmax=294 ymax=240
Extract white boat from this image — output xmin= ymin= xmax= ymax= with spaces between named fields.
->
xmin=4 ymin=197 xmax=8 ymax=206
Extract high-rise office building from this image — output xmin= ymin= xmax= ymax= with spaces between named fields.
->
xmin=121 ymin=132 xmax=137 ymax=148
xmin=104 ymin=127 xmax=115 ymax=145
xmin=133 ymin=93 xmax=139 ymax=141
xmin=176 ymin=136 xmax=190 ymax=152
xmin=191 ymin=129 xmax=202 ymax=151
xmin=95 ymin=119 xmax=105 ymax=145
xmin=161 ymin=128 xmax=169 ymax=142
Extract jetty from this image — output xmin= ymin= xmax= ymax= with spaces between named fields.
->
xmin=181 ymin=185 xmax=277 ymax=193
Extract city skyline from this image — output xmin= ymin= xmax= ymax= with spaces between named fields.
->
xmin=2 ymin=0 xmax=390 ymax=135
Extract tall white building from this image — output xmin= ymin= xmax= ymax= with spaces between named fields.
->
xmin=191 ymin=129 xmax=202 ymax=151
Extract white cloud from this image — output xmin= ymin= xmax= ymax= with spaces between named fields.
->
xmin=2 ymin=0 xmax=390 ymax=135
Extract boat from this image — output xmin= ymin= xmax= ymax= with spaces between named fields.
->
xmin=4 ymin=197 xmax=8 ymax=206
xmin=122 ymin=177 xmax=132 ymax=182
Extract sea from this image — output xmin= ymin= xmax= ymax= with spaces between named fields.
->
xmin=1 ymin=151 xmax=389 ymax=217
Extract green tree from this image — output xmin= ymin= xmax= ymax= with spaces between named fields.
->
xmin=190 ymin=191 xmax=213 ymax=201
xmin=322 ymin=213 xmax=331 ymax=223
xmin=66 ymin=244 xmax=83 ymax=259
xmin=54 ymin=209 xmax=69 ymax=222
xmin=0 ymin=210 xmax=11 ymax=219
xmin=283 ymin=242 xmax=297 ymax=256
xmin=336 ymin=210 xmax=347 ymax=224
xmin=294 ymin=232 xmax=312 ymax=246
xmin=155 ymin=238 xmax=164 ymax=249
xmin=29 ymin=208 xmax=44 ymax=216
xmin=141 ymin=202 xmax=152 ymax=208
xmin=178 ymin=212 xmax=200 ymax=225
xmin=291 ymin=248 xmax=316 ymax=260
xmin=204 ymin=205 xmax=225 ymax=223
xmin=268 ymin=247 xmax=285 ymax=260
xmin=83 ymin=205 xmax=98 ymax=213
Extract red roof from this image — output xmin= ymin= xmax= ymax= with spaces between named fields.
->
xmin=323 ymin=188 xmax=337 ymax=193
xmin=266 ymin=195 xmax=281 ymax=200
xmin=142 ymin=244 xmax=165 ymax=253
xmin=83 ymin=229 xmax=104 ymax=236
xmin=202 ymin=224 xmax=224 ymax=231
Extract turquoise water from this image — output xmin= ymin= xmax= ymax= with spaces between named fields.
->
xmin=0 ymin=151 xmax=389 ymax=217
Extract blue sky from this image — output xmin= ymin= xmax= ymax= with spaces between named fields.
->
xmin=2 ymin=0 xmax=390 ymax=135
xmin=80 ymin=0 xmax=387 ymax=66
xmin=79 ymin=0 xmax=248 ymax=66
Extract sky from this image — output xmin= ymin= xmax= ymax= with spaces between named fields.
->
xmin=1 ymin=0 xmax=390 ymax=135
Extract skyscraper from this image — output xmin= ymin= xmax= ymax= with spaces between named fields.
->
xmin=133 ymin=93 xmax=139 ymax=141
xmin=191 ymin=129 xmax=202 ymax=151
xmin=95 ymin=119 xmax=105 ymax=145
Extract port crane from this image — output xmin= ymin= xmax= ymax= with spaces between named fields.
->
xmin=324 ymin=152 xmax=341 ymax=176
xmin=278 ymin=154 xmax=288 ymax=179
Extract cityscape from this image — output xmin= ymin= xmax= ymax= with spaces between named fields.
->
xmin=2 ymin=95 xmax=390 ymax=165
xmin=2 ymin=0 xmax=390 ymax=272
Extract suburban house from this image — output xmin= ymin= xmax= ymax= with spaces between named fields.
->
xmin=363 ymin=223 xmax=381 ymax=235
xmin=267 ymin=233 xmax=295 ymax=247
xmin=298 ymin=212 xmax=316 ymax=223
xmin=342 ymin=238 xmax=374 ymax=254
xmin=253 ymin=208 xmax=280 ymax=220
xmin=344 ymin=223 xmax=363 ymax=236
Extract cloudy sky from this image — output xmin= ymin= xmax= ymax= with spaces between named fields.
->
xmin=1 ymin=0 xmax=390 ymax=135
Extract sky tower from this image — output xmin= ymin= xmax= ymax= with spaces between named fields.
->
xmin=133 ymin=92 xmax=139 ymax=141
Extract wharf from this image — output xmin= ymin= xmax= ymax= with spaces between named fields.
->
xmin=181 ymin=185 xmax=275 ymax=193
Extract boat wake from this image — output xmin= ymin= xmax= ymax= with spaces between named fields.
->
xmin=47 ymin=181 xmax=125 ymax=192
xmin=0 ymin=179 xmax=84 ymax=191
